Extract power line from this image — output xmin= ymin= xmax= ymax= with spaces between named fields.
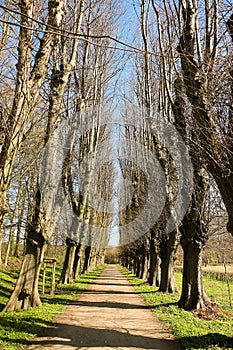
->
xmin=0 ymin=3 xmax=178 ymax=58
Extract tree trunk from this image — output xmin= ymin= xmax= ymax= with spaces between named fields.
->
xmin=65 ymin=245 xmax=76 ymax=284
xmin=135 ymin=254 xmax=141 ymax=277
xmin=177 ymin=166 xmax=209 ymax=311
xmin=7 ymin=0 xmax=83 ymax=304
xmin=139 ymin=252 xmax=147 ymax=280
xmin=73 ymin=244 xmax=82 ymax=279
xmin=155 ymin=256 xmax=161 ymax=287
xmin=60 ymin=237 xmax=77 ymax=284
xmin=124 ymin=253 xmax=129 ymax=269
xmin=0 ymin=191 xmax=8 ymax=263
xmin=3 ymin=241 xmax=46 ymax=312
xmin=138 ymin=241 xmax=149 ymax=280
xmin=3 ymin=189 xmax=47 ymax=312
xmin=132 ymin=255 xmax=136 ymax=275
xmin=82 ymin=246 xmax=91 ymax=274
xmin=0 ymin=213 xmax=3 ymax=264
xmin=59 ymin=244 xmax=71 ymax=284
xmin=97 ymin=249 xmax=105 ymax=266
xmin=14 ymin=187 xmax=26 ymax=257
xmin=89 ymin=248 xmax=97 ymax=270
xmin=5 ymin=187 xmax=21 ymax=266
xmin=171 ymin=47 xmax=210 ymax=309
xmin=159 ymin=229 xmax=178 ymax=293
xmin=159 ymin=255 xmax=177 ymax=294
xmin=4 ymin=225 xmax=14 ymax=267
xmin=178 ymin=235 xmax=209 ymax=310
xmin=148 ymin=238 xmax=159 ymax=286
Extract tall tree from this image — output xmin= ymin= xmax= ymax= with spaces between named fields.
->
xmin=2 ymin=0 xmax=83 ymax=312
xmin=57 ymin=0 xmax=122 ymax=282
xmin=177 ymin=0 xmax=233 ymax=235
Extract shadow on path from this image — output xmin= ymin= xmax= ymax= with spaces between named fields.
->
xmin=26 ymin=265 xmax=184 ymax=350
xmin=29 ymin=323 xmax=182 ymax=349
xmin=27 ymin=323 xmax=233 ymax=349
xmin=71 ymin=300 xmax=152 ymax=309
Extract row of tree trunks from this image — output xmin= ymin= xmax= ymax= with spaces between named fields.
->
xmin=60 ymin=237 xmax=105 ymax=284
xmin=121 ymin=0 xmax=233 ymax=314
xmin=1 ymin=0 xmax=86 ymax=312
xmin=1 ymin=0 xmax=66 ymax=312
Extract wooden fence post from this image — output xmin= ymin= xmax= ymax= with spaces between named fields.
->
xmin=42 ymin=258 xmax=57 ymax=295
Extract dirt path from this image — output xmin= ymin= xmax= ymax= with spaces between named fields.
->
xmin=27 ymin=264 xmax=183 ymax=350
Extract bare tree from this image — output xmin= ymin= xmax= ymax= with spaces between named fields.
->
xmin=2 ymin=0 xmax=82 ymax=312
xmin=59 ymin=0 xmax=122 ymax=282
xmin=177 ymin=0 xmax=233 ymax=236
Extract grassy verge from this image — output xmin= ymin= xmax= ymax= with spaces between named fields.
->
xmin=119 ymin=266 xmax=233 ymax=350
xmin=0 ymin=264 xmax=106 ymax=350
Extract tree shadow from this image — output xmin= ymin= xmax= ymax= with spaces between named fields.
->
xmin=0 ymin=315 xmax=50 ymax=347
xmin=0 ymin=286 xmax=18 ymax=311
xmin=1 ymin=317 xmax=232 ymax=350
xmin=70 ymin=299 xmax=153 ymax=309
xmin=0 ymin=275 xmax=18 ymax=289
xmin=0 ymin=270 xmax=19 ymax=279
xmin=149 ymin=302 xmax=178 ymax=309
xmin=180 ymin=333 xmax=233 ymax=349
xmin=0 ymin=315 xmax=48 ymax=332
xmin=26 ymin=322 xmax=183 ymax=350
xmin=83 ymin=281 xmax=132 ymax=286
xmin=93 ymin=276 xmax=124 ymax=280
xmin=83 ymin=289 xmax=138 ymax=295
xmin=40 ymin=295 xmax=72 ymax=305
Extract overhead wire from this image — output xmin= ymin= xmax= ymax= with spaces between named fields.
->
xmin=0 ymin=3 xmax=179 ymax=58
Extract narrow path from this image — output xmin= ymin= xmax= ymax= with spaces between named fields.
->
xmin=27 ymin=264 xmax=183 ymax=350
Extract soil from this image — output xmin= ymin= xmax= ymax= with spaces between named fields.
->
xmin=26 ymin=264 xmax=183 ymax=350
xmin=193 ymin=302 xmax=233 ymax=321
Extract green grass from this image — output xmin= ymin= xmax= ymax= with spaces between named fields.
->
xmin=1 ymin=263 xmax=233 ymax=350
xmin=120 ymin=267 xmax=233 ymax=350
xmin=0 ymin=264 xmax=106 ymax=350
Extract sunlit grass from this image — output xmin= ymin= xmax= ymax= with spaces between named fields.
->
xmin=120 ymin=266 xmax=233 ymax=350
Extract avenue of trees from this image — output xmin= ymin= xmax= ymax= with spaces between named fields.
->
xmin=119 ymin=0 xmax=233 ymax=311
xmin=0 ymin=0 xmax=232 ymax=313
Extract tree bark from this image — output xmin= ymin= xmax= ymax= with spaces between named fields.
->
xmin=0 ymin=213 xmax=4 ymax=264
xmin=73 ymin=244 xmax=82 ymax=280
xmin=159 ymin=229 xmax=178 ymax=293
xmin=177 ymin=162 xmax=209 ymax=311
xmin=59 ymin=237 xmax=77 ymax=284
xmin=139 ymin=247 xmax=149 ymax=280
xmin=14 ymin=183 xmax=27 ymax=258
xmin=148 ymin=237 xmax=159 ymax=286
xmin=0 ymin=190 xmax=8 ymax=263
xmin=178 ymin=234 xmax=209 ymax=310
xmin=3 ymin=188 xmax=48 ymax=312
xmin=82 ymin=246 xmax=91 ymax=274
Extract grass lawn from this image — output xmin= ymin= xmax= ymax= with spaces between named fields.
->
xmin=0 ymin=263 xmax=106 ymax=350
xmin=120 ymin=267 xmax=233 ymax=350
